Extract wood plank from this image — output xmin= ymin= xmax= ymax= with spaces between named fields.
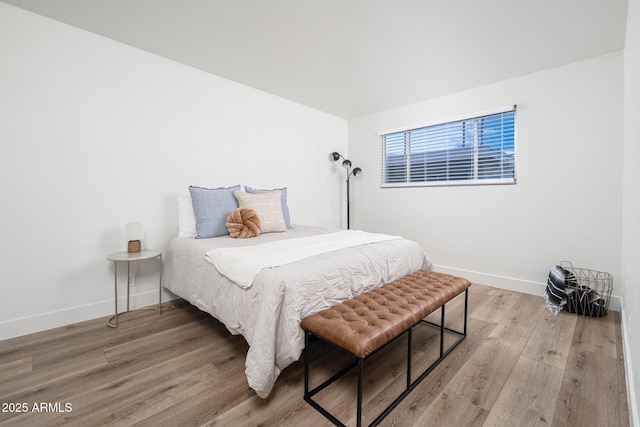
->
xmin=483 ymin=356 xmax=564 ymax=427
xmin=410 ymin=390 xmax=487 ymax=427
xmin=0 ymin=348 xmax=109 ymax=398
xmin=470 ymin=288 xmax=521 ymax=324
xmin=0 ymin=357 xmax=32 ymax=380
xmin=572 ymin=312 xmax=617 ymax=358
xmin=205 ymin=363 xmax=310 ymax=426
xmin=551 ymin=347 xmax=621 ymax=426
xmin=139 ymin=371 xmax=256 ymax=427
xmin=467 ymin=283 xmax=499 ymax=298
xmin=522 ymin=310 xmax=577 ymax=370
xmin=488 ymin=293 xmax=546 ymax=353
xmin=103 ymin=319 xmax=229 ymax=363
xmin=71 ymin=364 xmax=220 ymax=427
xmin=444 ymin=337 xmax=520 ymax=410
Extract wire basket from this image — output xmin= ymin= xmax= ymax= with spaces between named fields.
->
xmin=560 ymin=261 xmax=612 ymax=317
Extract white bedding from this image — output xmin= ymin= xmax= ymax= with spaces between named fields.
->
xmin=162 ymin=225 xmax=432 ymax=398
xmin=205 ymin=230 xmax=401 ymax=288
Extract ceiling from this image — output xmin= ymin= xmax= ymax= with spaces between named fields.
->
xmin=1 ymin=0 xmax=628 ymax=118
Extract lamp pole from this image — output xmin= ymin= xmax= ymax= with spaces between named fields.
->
xmin=330 ymin=152 xmax=362 ymax=230
xmin=346 ymin=171 xmax=351 ymax=230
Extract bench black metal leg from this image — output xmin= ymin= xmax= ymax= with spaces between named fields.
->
xmin=357 ymin=358 xmax=364 ymax=427
xmin=304 ymin=330 xmax=310 ymax=396
xmin=407 ymin=327 xmax=412 ymax=389
xmin=304 ymin=288 xmax=470 ymax=427
xmin=440 ymin=304 xmax=445 ymax=358
xmin=464 ymin=288 xmax=469 ymax=335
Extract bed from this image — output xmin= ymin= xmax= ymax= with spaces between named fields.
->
xmin=163 ymin=224 xmax=432 ymax=398
xmin=166 ymin=185 xmax=433 ymax=397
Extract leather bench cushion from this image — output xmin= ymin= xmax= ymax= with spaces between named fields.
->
xmin=300 ymin=270 xmax=471 ymax=359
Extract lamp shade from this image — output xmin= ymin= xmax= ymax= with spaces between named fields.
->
xmin=126 ymin=222 xmax=144 ymax=253
xmin=126 ymin=222 xmax=144 ymax=241
xmin=352 ymin=167 xmax=363 ymax=177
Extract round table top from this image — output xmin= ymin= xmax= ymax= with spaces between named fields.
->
xmin=107 ymin=249 xmax=162 ymax=262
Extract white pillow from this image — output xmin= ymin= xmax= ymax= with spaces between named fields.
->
xmin=176 ymin=193 xmax=196 ymax=238
xmin=234 ymin=190 xmax=287 ymax=233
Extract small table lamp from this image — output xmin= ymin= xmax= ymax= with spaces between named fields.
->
xmin=126 ymin=222 xmax=144 ymax=253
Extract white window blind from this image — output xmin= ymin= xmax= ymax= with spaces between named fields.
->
xmin=380 ymin=106 xmax=516 ymax=187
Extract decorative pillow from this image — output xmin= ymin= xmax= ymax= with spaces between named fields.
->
xmin=176 ymin=193 xmax=196 ymax=238
xmin=226 ymin=208 xmax=261 ymax=238
xmin=189 ymin=185 xmax=241 ymax=238
xmin=233 ymin=190 xmax=287 ymax=233
xmin=245 ymin=186 xmax=292 ymax=229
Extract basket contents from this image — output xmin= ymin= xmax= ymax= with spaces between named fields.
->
xmin=545 ymin=262 xmax=612 ymax=317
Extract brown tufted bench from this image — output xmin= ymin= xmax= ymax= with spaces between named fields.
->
xmin=301 ymin=270 xmax=471 ymax=427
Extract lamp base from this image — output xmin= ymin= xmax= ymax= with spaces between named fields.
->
xmin=127 ymin=240 xmax=141 ymax=253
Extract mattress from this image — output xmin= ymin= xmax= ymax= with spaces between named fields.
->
xmin=162 ymin=224 xmax=432 ymax=398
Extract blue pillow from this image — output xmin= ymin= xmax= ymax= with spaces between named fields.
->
xmin=245 ymin=186 xmax=292 ymax=229
xmin=189 ymin=185 xmax=241 ymax=238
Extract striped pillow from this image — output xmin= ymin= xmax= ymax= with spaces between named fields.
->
xmin=233 ymin=190 xmax=287 ymax=233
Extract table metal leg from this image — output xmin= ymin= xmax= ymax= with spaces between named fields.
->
xmin=126 ymin=261 xmax=131 ymax=312
xmin=114 ymin=261 xmax=118 ymax=328
xmin=158 ymin=256 xmax=162 ymax=314
xmin=107 ymin=255 xmax=163 ymax=328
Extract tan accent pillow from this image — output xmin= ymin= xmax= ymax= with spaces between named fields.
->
xmin=226 ymin=208 xmax=261 ymax=238
xmin=233 ymin=190 xmax=286 ymax=233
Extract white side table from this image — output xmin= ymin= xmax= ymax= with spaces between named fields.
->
xmin=107 ymin=249 xmax=162 ymax=328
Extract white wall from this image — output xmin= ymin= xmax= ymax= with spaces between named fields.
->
xmin=349 ymin=52 xmax=624 ymax=301
xmin=0 ymin=3 xmax=347 ymax=340
xmin=623 ymin=0 xmax=640 ymax=423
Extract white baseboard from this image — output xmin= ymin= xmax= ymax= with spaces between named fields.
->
xmin=434 ymin=264 xmax=622 ymax=312
xmin=621 ymin=305 xmax=639 ymax=427
xmin=0 ymin=289 xmax=175 ymax=341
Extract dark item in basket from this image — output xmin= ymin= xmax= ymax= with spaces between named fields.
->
xmin=564 ymin=285 xmax=607 ymax=317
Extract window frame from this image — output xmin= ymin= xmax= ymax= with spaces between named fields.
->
xmin=379 ymin=105 xmax=517 ymax=188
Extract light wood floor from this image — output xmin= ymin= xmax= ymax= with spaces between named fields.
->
xmin=0 ymin=284 xmax=629 ymax=427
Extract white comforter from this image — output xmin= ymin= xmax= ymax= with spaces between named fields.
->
xmin=162 ymin=225 xmax=432 ymax=398
xmin=205 ymin=230 xmax=401 ymax=288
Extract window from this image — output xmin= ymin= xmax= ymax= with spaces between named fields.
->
xmin=380 ymin=106 xmax=516 ymax=187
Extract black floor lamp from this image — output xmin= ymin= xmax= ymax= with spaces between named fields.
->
xmin=330 ymin=152 xmax=362 ymax=229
